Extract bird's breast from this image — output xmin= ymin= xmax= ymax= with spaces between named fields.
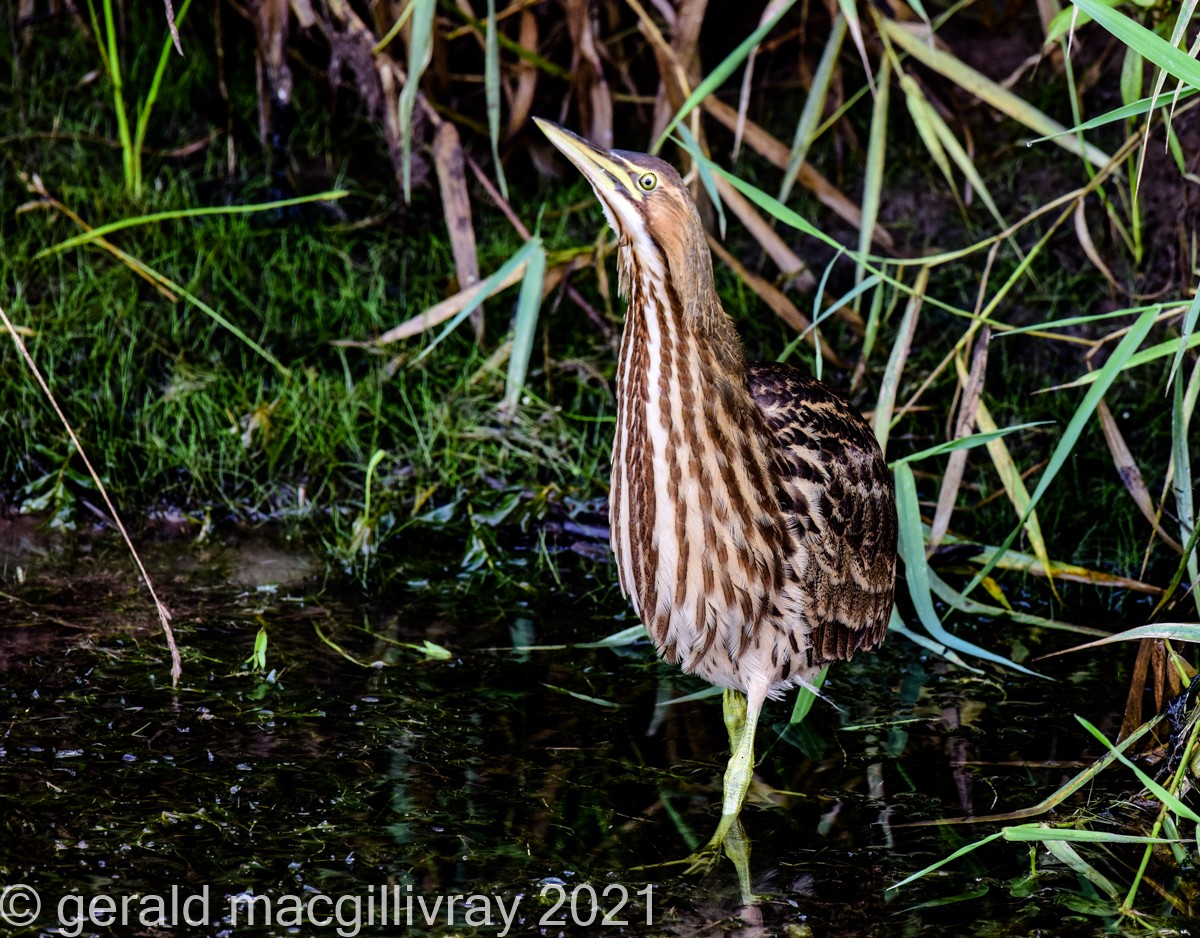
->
xmin=609 ymin=291 xmax=808 ymax=691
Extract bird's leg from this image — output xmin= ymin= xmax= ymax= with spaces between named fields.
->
xmin=715 ymin=687 xmax=757 ymax=835
xmin=683 ymin=682 xmax=768 ymax=874
xmin=721 ymin=817 xmax=757 ymax=906
xmin=722 ymin=686 xmax=747 ymax=753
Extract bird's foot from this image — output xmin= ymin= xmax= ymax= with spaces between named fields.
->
xmin=628 ymin=847 xmax=713 ymax=872
xmin=628 ymin=844 xmax=721 ymax=874
xmin=636 ymin=820 xmax=757 ymax=903
xmin=683 ymin=843 xmax=722 ymax=875
xmin=628 ymin=832 xmax=723 ymax=873
xmin=630 ymin=814 xmax=740 ymax=875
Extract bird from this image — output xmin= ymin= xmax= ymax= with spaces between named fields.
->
xmin=534 ymin=118 xmax=898 ymax=868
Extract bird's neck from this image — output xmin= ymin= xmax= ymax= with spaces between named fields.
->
xmin=617 ymin=240 xmax=740 ymax=350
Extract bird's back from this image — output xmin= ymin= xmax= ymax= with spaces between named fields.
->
xmin=747 ymin=362 xmax=897 ymax=666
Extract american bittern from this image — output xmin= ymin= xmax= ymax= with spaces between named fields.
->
xmin=536 ymin=119 xmax=898 ymax=865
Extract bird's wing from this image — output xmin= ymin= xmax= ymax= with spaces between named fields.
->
xmin=747 ymin=362 xmax=897 ymax=664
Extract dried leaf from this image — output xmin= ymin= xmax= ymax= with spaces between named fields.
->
xmin=713 ymin=175 xmax=815 ymax=292
xmin=703 ymin=97 xmax=895 ymax=252
xmin=930 ymin=328 xmax=990 ymax=552
xmin=506 ymin=10 xmax=539 ymax=139
xmin=881 ymin=18 xmax=1111 ymax=169
xmin=367 ymin=250 xmax=582 ymax=346
xmin=954 ymin=354 xmax=1057 ymax=596
xmin=484 ymin=0 xmax=509 ymax=198
xmin=1073 ymin=200 xmax=1120 ymax=291
xmin=706 ymin=233 xmax=849 ymax=368
xmin=874 ymin=266 xmax=926 ymax=453
xmin=657 ymin=0 xmax=707 ymax=141
xmin=398 ymin=0 xmax=436 ymax=200
xmin=780 ymin=15 xmax=847 ymax=203
xmin=1096 ymin=398 xmax=1184 ymax=552
xmin=565 ymin=0 xmax=612 ymax=148
xmin=433 ymin=121 xmax=482 ymax=338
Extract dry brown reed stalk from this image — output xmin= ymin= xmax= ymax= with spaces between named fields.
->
xmin=1097 ymin=399 xmax=1186 ymax=555
xmin=0 ymin=302 xmax=182 ymax=685
xmin=929 ymin=326 xmax=990 ymax=554
xmin=433 ymin=121 xmax=483 ymax=339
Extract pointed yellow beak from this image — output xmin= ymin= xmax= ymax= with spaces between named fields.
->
xmin=533 ymin=118 xmax=645 ymax=205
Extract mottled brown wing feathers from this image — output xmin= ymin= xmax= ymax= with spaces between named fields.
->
xmin=747 ymin=362 xmax=898 ymax=665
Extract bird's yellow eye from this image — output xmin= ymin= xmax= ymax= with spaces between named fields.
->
xmin=637 ymin=172 xmax=658 ymax=192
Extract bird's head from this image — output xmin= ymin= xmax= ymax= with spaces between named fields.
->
xmin=535 ymin=119 xmax=717 ymax=316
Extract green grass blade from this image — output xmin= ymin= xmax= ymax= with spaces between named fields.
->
xmin=35 ymin=192 xmax=350 ymax=259
xmin=789 ymin=664 xmax=828 ymax=724
xmin=1002 ymin=824 xmax=1182 ymax=844
xmin=835 ymin=0 xmax=875 ymax=95
xmin=69 ymin=237 xmax=290 ymax=375
xmin=1121 ymin=42 xmax=1144 ymax=108
xmin=652 ymin=0 xmax=797 ymax=153
xmin=1028 ymin=86 xmax=1200 ymax=142
xmin=484 ymin=0 xmax=508 ymax=199
xmin=374 ymin=0 xmax=419 ymax=52
xmin=542 ymin=684 xmax=621 ymax=708
xmin=98 ymin=0 xmax=134 ymax=192
xmin=412 ymin=237 xmax=541 ymax=365
xmin=780 ymin=15 xmax=846 ymax=203
xmin=886 ymin=831 xmax=1005 ymax=892
xmin=702 ymin=156 xmax=843 ymax=247
xmin=996 ymin=303 xmax=1169 ymax=337
xmin=810 ymin=273 xmax=881 ymax=337
xmin=1070 ymin=0 xmax=1200 ymax=90
xmin=802 ymin=249 xmax=843 ymax=381
xmin=1169 ymin=286 xmax=1200 ymax=386
xmin=856 ymin=265 xmax=888 ymax=385
xmin=895 ymin=423 xmax=1052 ymax=465
xmin=501 ymin=624 xmax=648 ymax=652
xmin=926 ymin=568 xmax=1101 ymax=637
xmin=895 ymin=462 xmax=1041 ymax=674
xmin=963 ymin=375 xmax=1056 ymax=596
xmin=132 ymin=0 xmax=195 ymax=196
xmin=593 ymin=625 xmax=649 ymax=647
xmin=1050 ymin=327 xmax=1200 ymax=389
xmin=1044 ymin=0 xmax=1113 ymax=43
xmin=1076 ymin=716 xmax=1200 ymax=822
xmin=873 ymin=261 xmax=915 ymax=453
xmin=857 ymin=57 xmax=890 ymax=312
xmin=887 ymin=606 xmax=980 ymax=671
xmin=899 ymin=72 xmax=957 ymax=198
xmin=657 ymin=685 xmax=724 ymax=706
xmin=676 ymin=123 xmax=726 ymax=238
xmin=881 ymin=18 xmax=1111 ymax=168
xmin=927 ymin=95 xmax=1016 ymax=244
xmin=82 ymin=0 xmax=110 ymax=74
xmin=1047 ymin=622 xmax=1200 ymax=657
xmin=399 ymin=0 xmax=436 ymax=201
xmin=1150 ymin=521 xmax=1200 ymax=620
xmin=501 ymin=239 xmax=546 ymax=411
xmin=1043 ymin=840 xmax=1121 ymax=899
xmin=961 ymin=308 xmax=1159 ymax=598
xmin=1172 ymin=359 xmax=1200 ymax=615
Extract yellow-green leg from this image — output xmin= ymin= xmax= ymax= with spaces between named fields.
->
xmin=721 ymin=817 xmax=756 ymax=906
xmin=635 ymin=681 xmax=768 ymax=879
xmin=683 ymin=682 xmax=768 ymax=873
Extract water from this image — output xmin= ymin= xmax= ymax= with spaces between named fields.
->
xmin=0 ymin=518 xmax=1189 ymax=936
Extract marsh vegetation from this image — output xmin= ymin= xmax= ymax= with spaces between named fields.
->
xmin=1 ymin=0 xmax=1198 ymax=933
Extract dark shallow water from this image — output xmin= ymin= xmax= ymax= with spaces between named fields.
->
xmin=0 ymin=517 xmax=1191 ymax=936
